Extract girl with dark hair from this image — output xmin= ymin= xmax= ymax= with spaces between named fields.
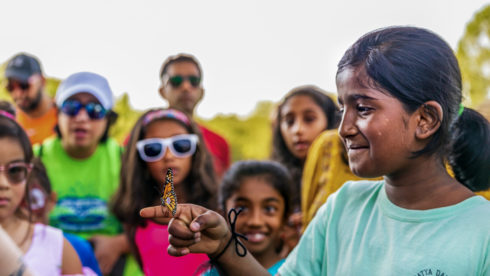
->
xmin=0 ymin=114 xmax=83 ymax=275
xmin=203 ymin=160 xmax=292 ymax=275
xmin=271 ymin=85 xmax=340 ymax=206
xmin=140 ymin=26 xmax=490 ymax=275
xmin=271 ymin=85 xmax=340 ymax=253
xmin=111 ymin=108 xmax=217 ymax=275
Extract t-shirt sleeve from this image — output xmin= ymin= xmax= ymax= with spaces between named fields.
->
xmin=278 ymin=200 xmax=331 ymax=275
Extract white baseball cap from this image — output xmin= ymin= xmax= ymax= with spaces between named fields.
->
xmin=55 ymin=72 xmax=114 ymax=110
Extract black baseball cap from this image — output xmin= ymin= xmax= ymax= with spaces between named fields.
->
xmin=5 ymin=53 xmax=43 ymax=82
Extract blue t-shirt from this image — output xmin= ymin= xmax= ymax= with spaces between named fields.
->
xmin=279 ymin=180 xmax=490 ymax=275
xmin=64 ymin=233 xmax=102 ymax=276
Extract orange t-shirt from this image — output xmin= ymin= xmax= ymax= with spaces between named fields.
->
xmin=17 ymin=105 xmax=58 ymax=145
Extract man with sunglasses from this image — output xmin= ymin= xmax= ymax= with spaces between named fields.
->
xmin=158 ymin=53 xmax=230 ymax=178
xmin=4 ymin=53 xmax=57 ymax=145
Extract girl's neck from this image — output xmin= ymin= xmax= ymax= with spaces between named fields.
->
xmin=384 ymin=155 xmax=474 ymax=210
xmin=1 ymin=216 xmax=32 ymax=252
xmin=0 ymin=215 xmax=21 ymax=231
xmin=62 ymin=142 xmax=98 ymax=159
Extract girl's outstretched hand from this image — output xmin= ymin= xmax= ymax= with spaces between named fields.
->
xmin=140 ymin=203 xmax=231 ymax=257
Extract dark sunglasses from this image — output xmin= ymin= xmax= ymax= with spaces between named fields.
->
xmin=60 ymin=100 xmax=107 ymax=120
xmin=0 ymin=162 xmax=32 ymax=184
xmin=168 ymin=75 xmax=201 ymax=88
xmin=136 ymin=134 xmax=199 ymax=162
xmin=6 ymin=80 xmax=30 ymax=92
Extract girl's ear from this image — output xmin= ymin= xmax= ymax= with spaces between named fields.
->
xmin=415 ymin=100 xmax=443 ymax=140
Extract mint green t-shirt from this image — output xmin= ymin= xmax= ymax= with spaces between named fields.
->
xmin=35 ymin=137 xmax=122 ymax=239
xmin=279 ymin=181 xmax=490 ymax=275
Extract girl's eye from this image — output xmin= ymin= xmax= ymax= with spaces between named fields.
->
xmin=356 ymin=105 xmax=373 ymax=115
xmin=284 ymin=116 xmax=294 ymax=127
xmin=236 ymin=205 xmax=248 ymax=213
xmin=264 ymin=205 xmax=278 ymax=214
xmin=304 ymin=115 xmax=317 ymax=123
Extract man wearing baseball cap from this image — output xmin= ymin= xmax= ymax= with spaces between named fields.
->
xmin=4 ymin=53 xmax=57 ymax=144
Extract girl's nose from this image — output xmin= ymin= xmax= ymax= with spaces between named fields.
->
xmin=292 ymin=120 xmax=304 ymax=135
xmin=247 ymin=208 xmax=263 ymax=226
xmin=73 ymin=108 xmax=90 ymax=121
xmin=162 ymin=146 xmax=175 ymax=160
xmin=338 ymin=110 xmax=356 ymax=138
xmin=0 ymin=172 xmax=11 ymax=189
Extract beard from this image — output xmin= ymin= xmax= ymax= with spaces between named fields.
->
xmin=20 ymin=88 xmax=43 ymax=113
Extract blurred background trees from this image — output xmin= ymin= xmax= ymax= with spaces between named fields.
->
xmin=457 ymin=4 xmax=490 ymax=117
xmin=0 ymin=3 xmax=488 ymax=161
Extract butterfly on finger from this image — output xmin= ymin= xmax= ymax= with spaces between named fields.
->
xmin=158 ymin=168 xmax=178 ymax=216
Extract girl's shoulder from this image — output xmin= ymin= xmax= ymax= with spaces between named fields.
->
xmin=24 ymin=224 xmax=64 ymax=274
xmin=334 ymin=180 xmax=384 ymax=202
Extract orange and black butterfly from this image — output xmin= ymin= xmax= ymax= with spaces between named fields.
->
xmin=160 ymin=168 xmax=177 ymax=216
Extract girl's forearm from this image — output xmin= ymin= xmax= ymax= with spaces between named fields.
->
xmin=212 ymin=235 xmax=270 ymax=276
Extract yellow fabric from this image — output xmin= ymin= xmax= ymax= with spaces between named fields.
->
xmin=301 ymin=130 xmax=382 ymax=230
xmin=477 ymin=190 xmax=490 ymax=200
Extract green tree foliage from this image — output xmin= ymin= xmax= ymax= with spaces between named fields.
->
xmin=197 ymin=101 xmax=275 ymax=162
xmin=457 ymin=4 xmax=490 ymax=107
xmin=109 ymin=93 xmax=143 ymax=144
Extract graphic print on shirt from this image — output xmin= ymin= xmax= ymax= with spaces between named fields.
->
xmin=414 ymin=268 xmax=448 ymax=276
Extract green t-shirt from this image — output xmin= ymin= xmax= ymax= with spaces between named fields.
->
xmin=279 ymin=180 xmax=490 ymax=275
xmin=35 ymin=137 xmax=122 ymax=239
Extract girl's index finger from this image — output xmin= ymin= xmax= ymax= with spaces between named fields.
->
xmin=140 ymin=203 xmax=207 ymax=221
xmin=140 ymin=205 xmax=180 ymax=219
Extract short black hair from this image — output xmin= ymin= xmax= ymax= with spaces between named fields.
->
xmin=159 ymin=53 xmax=202 ymax=79
xmin=219 ymin=160 xmax=293 ymax=219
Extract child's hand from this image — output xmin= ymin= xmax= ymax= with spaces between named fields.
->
xmin=140 ymin=203 xmax=231 ymax=257
xmin=280 ymin=211 xmax=302 ymax=258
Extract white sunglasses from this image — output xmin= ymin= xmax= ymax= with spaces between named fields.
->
xmin=136 ymin=134 xmax=198 ymax=162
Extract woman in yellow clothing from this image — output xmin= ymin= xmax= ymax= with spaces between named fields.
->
xmin=301 ymin=129 xmax=382 ymax=229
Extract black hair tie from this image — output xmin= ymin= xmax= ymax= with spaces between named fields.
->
xmin=212 ymin=208 xmax=248 ymax=261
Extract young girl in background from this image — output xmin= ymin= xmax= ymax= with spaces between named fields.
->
xmin=141 ymin=26 xmax=490 ymax=275
xmin=271 ymin=85 xmax=340 ymax=205
xmin=0 ymin=113 xmax=83 ymax=275
xmin=205 ymin=160 xmax=292 ymax=275
xmin=271 ymin=85 xmax=340 ymax=253
xmin=26 ymin=158 xmax=102 ymax=275
xmin=112 ymin=108 xmax=217 ymax=275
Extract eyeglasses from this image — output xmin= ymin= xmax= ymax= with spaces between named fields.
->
xmin=167 ymin=75 xmax=201 ymax=88
xmin=137 ymin=134 xmax=198 ymax=162
xmin=0 ymin=162 xmax=33 ymax=184
xmin=6 ymin=80 xmax=30 ymax=92
xmin=60 ymin=100 xmax=107 ymax=120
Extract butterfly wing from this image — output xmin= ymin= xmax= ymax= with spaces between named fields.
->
xmin=162 ymin=168 xmax=178 ymax=216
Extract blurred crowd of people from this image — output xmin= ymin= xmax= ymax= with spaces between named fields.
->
xmin=0 ymin=25 xmax=489 ymax=276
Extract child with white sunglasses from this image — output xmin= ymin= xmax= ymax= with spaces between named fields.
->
xmin=111 ymin=108 xmax=218 ymax=275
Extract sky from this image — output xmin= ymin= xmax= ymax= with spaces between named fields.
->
xmin=0 ymin=0 xmax=488 ymax=118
